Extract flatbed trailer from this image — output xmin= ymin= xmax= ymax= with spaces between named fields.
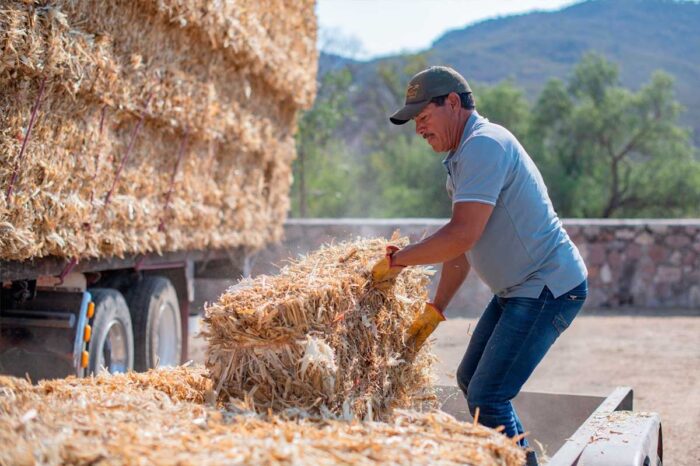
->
xmin=436 ymin=385 xmax=662 ymax=465
xmin=0 ymin=248 xmax=249 ymax=381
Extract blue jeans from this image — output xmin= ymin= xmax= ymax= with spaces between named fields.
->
xmin=456 ymin=280 xmax=587 ymax=447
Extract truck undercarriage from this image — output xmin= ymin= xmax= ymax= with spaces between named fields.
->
xmin=0 ymin=248 xmax=249 ymax=381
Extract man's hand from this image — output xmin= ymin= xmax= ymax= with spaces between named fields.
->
xmin=406 ymin=303 xmax=446 ymax=352
xmin=370 ymin=245 xmax=406 ymax=290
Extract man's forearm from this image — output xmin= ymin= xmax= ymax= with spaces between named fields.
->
xmin=393 ymin=221 xmax=474 ymax=266
xmin=433 ymin=254 xmax=470 ymax=312
xmin=391 ymin=202 xmax=493 ymax=267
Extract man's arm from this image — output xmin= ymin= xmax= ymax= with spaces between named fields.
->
xmin=433 ymin=253 xmax=470 ymax=312
xmin=392 ymin=201 xmax=493 ymax=266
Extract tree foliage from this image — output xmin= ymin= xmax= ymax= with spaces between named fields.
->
xmin=291 ymin=69 xmax=355 ymax=217
xmin=368 ymin=134 xmax=451 ymax=217
xmin=293 ymin=53 xmax=699 ymax=218
xmin=473 ymin=80 xmax=530 ymax=140
xmin=530 ymin=54 xmax=700 ymax=217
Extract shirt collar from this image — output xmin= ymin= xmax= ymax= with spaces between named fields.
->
xmin=443 ymin=110 xmax=480 ymax=165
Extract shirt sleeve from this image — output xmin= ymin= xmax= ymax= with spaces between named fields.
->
xmin=451 ymin=136 xmax=510 ymax=206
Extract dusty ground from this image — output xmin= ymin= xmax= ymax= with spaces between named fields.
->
xmin=189 ymin=315 xmax=700 ymax=465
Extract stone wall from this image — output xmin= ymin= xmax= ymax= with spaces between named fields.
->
xmin=248 ymin=219 xmax=700 ymax=317
xmin=564 ymin=220 xmax=700 ymax=309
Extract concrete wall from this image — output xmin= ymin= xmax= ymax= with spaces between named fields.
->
xmin=247 ymin=219 xmax=700 ymax=317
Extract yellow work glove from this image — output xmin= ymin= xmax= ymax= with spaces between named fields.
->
xmin=370 ymin=245 xmax=406 ymax=291
xmin=406 ymin=303 xmax=446 ymax=352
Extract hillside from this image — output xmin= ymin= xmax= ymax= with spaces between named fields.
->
xmin=323 ymin=0 xmax=700 ymax=145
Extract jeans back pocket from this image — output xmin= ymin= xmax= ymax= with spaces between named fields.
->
xmin=553 ymin=313 xmax=571 ymax=335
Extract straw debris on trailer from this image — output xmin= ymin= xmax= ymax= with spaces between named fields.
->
xmin=0 ymin=366 xmax=525 ymax=465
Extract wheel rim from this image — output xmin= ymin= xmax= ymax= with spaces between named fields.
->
xmin=154 ymin=301 xmax=179 ymax=366
xmin=102 ymin=320 xmax=129 ymax=373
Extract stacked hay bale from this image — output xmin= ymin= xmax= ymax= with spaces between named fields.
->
xmin=205 ymin=238 xmax=437 ymax=421
xmin=0 ymin=0 xmax=317 ymax=261
xmin=0 ymin=367 xmax=526 ymax=465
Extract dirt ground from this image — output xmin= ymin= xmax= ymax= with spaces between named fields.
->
xmin=189 ymin=314 xmax=700 ymax=465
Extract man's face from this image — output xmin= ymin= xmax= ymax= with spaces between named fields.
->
xmin=413 ymin=101 xmax=454 ymax=153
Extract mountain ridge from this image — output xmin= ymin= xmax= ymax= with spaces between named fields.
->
xmin=321 ymin=0 xmax=700 ymax=144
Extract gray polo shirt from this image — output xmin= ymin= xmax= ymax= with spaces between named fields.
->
xmin=444 ymin=111 xmax=587 ymax=299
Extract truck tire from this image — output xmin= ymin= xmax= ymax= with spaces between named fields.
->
xmin=88 ymin=289 xmax=134 ymax=374
xmin=124 ymin=276 xmax=182 ymax=371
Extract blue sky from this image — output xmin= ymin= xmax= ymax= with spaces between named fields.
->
xmin=317 ymin=0 xmax=580 ymax=59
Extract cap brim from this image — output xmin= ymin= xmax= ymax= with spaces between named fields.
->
xmin=389 ymin=100 xmax=429 ymax=125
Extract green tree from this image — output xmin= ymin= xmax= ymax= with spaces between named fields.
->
xmin=474 ymin=80 xmax=531 ymax=140
xmin=293 ymin=140 xmax=359 ymax=217
xmin=368 ymin=134 xmax=451 ymax=217
xmin=530 ymin=53 xmax=700 ymax=217
xmin=291 ymin=69 xmax=354 ymax=217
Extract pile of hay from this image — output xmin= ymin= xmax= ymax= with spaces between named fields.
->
xmin=205 ymin=237 xmax=438 ymax=421
xmin=0 ymin=0 xmax=317 ymax=261
xmin=0 ymin=366 xmax=525 ymax=465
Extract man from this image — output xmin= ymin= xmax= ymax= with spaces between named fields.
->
xmin=371 ymin=66 xmax=587 ymax=465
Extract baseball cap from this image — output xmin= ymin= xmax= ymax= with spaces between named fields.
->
xmin=389 ymin=66 xmax=472 ymax=125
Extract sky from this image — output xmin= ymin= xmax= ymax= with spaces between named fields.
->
xmin=317 ymin=0 xmax=580 ymax=60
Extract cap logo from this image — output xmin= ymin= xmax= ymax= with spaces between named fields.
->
xmin=406 ymin=83 xmax=420 ymax=100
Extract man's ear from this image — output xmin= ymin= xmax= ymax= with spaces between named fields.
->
xmin=448 ymin=92 xmax=461 ymax=111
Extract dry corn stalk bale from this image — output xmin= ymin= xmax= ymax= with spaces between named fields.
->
xmin=0 ymin=85 xmax=293 ymax=259
xmin=0 ymin=94 xmax=293 ymax=259
xmin=0 ymin=1 xmax=315 ymax=121
xmin=0 ymin=367 xmax=525 ymax=466
xmin=0 ymin=1 xmax=301 ymax=147
xmin=144 ymin=0 xmax=318 ymax=108
xmin=0 ymin=0 xmax=313 ymax=261
xmin=205 ymin=238 xmax=441 ymax=421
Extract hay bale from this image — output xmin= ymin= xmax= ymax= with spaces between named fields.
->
xmin=145 ymin=0 xmax=318 ymax=108
xmin=0 ymin=0 xmax=316 ymax=261
xmin=204 ymin=238 xmax=440 ymax=421
xmin=0 ymin=367 xmax=526 ymax=465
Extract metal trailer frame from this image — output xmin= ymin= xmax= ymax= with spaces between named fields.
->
xmin=0 ymin=248 xmax=247 ymax=284
xmin=0 ymin=289 xmax=92 ymax=379
xmin=436 ymin=385 xmax=662 ymax=465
